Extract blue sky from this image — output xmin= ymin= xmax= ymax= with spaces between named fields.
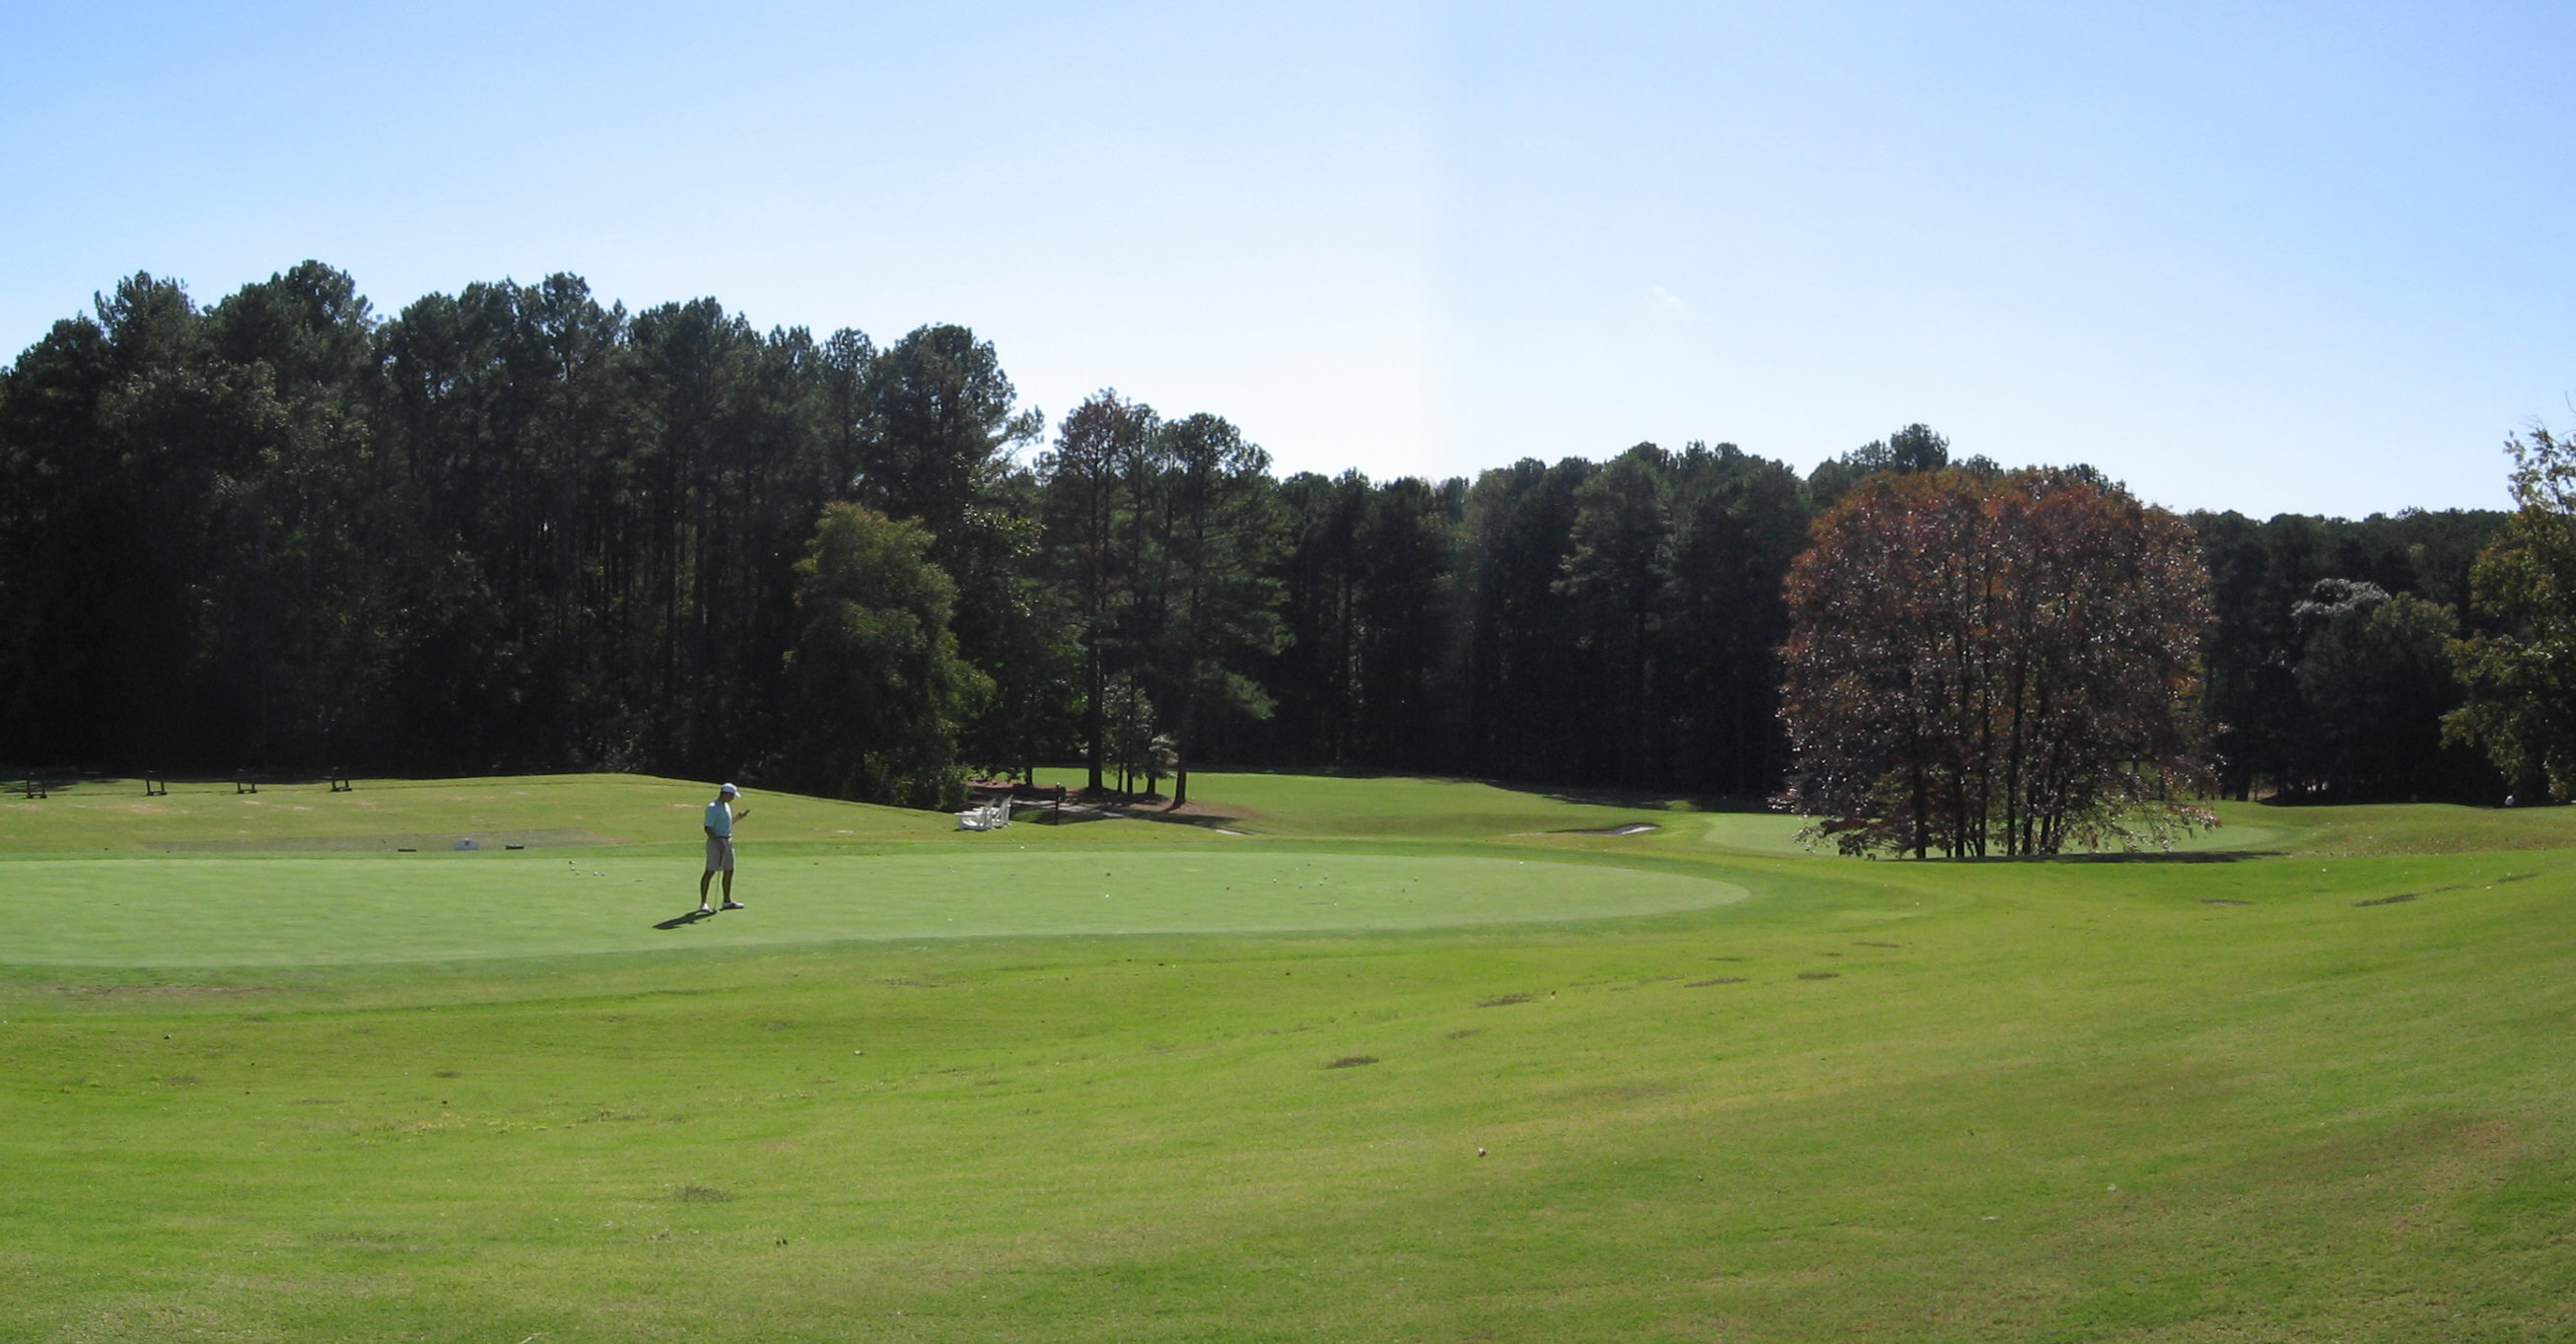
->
xmin=5 ymin=1 xmax=2573 ymax=516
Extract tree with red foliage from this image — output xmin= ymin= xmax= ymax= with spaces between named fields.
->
xmin=1779 ymin=467 xmax=2213 ymax=857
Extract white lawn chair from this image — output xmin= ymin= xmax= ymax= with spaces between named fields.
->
xmin=955 ymin=800 xmax=1011 ymax=831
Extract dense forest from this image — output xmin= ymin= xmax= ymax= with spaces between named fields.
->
xmin=0 ymin=264 xmax=2519 ymax=806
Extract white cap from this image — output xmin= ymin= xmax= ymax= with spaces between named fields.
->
xmin=719 ymin=783 xmax=739 ymax=797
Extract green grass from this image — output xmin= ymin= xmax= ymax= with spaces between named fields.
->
xmin=2225 ymin=798 xmax=2576 ymax=856
xmin=0 ymin=772 xmax=954 ymax=853
xmin=1028 ymin=766 xmax=1686 ymax=838
xmin=0 ymin=850 xmax=1748 ymax=965
xmin=4 ymin=772 xmax=2574 ymax=1341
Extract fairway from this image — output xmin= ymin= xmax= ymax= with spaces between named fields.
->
xmin=1 ymin=850 xmax=1750 ymax=965
xmin=5 ymin=771 xmax=2575 ymax=1342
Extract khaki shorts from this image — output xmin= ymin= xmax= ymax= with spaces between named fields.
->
xmin=705 ymin=836 xmax=735 ymax=873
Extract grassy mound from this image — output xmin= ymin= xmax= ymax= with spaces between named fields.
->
xmin=3 ymin=772 xmax=2572 ymax=1341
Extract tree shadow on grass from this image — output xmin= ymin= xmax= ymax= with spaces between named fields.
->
xmin=1966 ymin=850 xmax=2264 ymax=865
xmin=1113 ymin=808 xmax=1244 ymax=830
xmin=1470 ymin=774 xmax=2271 ymax=856
xmin=1052 ymin=796 xmax=1244 ymax=830
xmin=1113 ymin=764 xmax=1767 ymax=817
xmin=1214 ymin=765 xmax=1770 ymax=816
xmin=1473 ymin=776 xmax=1777 ymax=815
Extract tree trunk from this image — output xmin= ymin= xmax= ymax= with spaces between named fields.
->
xmin=1083 ymin=633 xmax=1104 ymax=793
xmin=1626 ymin=604 xmax=1647 ymax=788
xmin=1170 ymin=685 xmax=1195 ymax=809
xmin=1908 ymin=704 xmax=1929 ymax=861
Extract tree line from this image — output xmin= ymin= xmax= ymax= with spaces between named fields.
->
xmin=0 ymin=263 xmax=2537 ymax=811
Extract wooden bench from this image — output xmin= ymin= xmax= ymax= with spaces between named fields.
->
xmin=20 ymin=768 xmax=79 ymax=800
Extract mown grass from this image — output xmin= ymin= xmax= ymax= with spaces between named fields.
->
xmin=0 ymin=773 xmax=951 ymax=853
xmin=0 ymin=849 xmax=1750 ymax=966
xmin=1027 ymin=767 xmax=1684 ymax=839
xmin=2 ymin=772 xmax=2572 ymax=1341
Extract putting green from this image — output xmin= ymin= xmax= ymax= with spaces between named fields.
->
xmin=0 ymin=849 xmax=1753 ymax=966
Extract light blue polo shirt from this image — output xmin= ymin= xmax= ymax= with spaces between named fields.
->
xmin=704 ymin=799 xmax=733 ymax=838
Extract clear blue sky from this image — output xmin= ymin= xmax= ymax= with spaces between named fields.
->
xmin=6 ymin=1 xmax=2573 ymax=517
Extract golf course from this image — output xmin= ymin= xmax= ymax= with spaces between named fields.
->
xmin=3 ymin=771 xmax=2571 ymax=1341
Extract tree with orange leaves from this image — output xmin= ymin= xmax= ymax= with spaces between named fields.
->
xmin=1778 ymin=467 xmax=2213 ymax=857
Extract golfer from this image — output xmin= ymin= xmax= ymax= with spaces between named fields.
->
xmin=700 ymin=783 xmax=750 ymax=913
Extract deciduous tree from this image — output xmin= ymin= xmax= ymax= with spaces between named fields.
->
xmin=1780 ymin=468 xmax=2212 ymax=857
xmin=779 ymin=504 xmax=990 ymax=809
xmin=2448 ymin=429 xmax=2576 ymax=797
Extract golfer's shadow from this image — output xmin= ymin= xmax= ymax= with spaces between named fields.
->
xmin=655 ymin=908 xmax=717 ymax=930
